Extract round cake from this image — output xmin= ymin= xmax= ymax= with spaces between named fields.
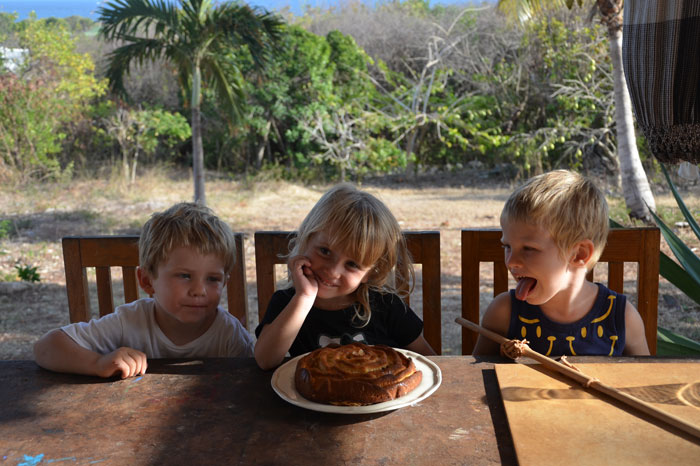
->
xmin=294 ymin=342 xmax=423 ymax=406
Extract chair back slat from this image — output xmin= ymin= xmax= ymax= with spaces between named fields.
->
xmin=404 ymin=231 xmax=441 ymax=354
xmin=607 ymin=262 xmax=625 ymax=293
xmin=62 ymin=236 xmax=91 ymax=323
xmin=227 ymin=234 xmax=248 ymax=325
xmin=461 ymin=227 xmax=660 ymax=355
xmin=494 ymin=262 xmax=509 ymax=295
xmin=62 ymin=234 xmax=248 ymax=327
xmin=639 ymin=229 xmax=661 ymax=351
xmin=461 ymin=229 xmax=502 ymax=353
xmin=254 ymin=231 xmax=294 ymax=323
xmin=95 ymin=266 xmax=114 ymax=318
xmin=122 ymin=266 xmax=139 ymax=304
xmin=254 ymin=230 xmax=442 ymax=354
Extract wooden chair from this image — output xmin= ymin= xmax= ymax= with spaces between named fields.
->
xmin=62 ymin=234 xmax=249 ymax=326
xmin=254 ymin=231 xmax=442 ymax=354
xmin=461 ymin=227 xmax=660 ymax=354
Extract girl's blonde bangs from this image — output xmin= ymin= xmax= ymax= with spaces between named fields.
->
xmin=326 ymin=218 xmax=390 ymax=268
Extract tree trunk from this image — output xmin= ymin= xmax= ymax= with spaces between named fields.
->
xmin=192 ymin=63 xmax=206 ymax=205
xmin=131 ymin=148 xmax=138 ymax=185
xmin=405 ymin=127 xmax=418 ymax=175
xmin=122 ymin=146 xmax=129 ymax=185
xmin=270 ymin=119 xmax=287 ymax=167
xmin=608 ymin=26 xmax=656 ymax=221
xmin=255 ymin=120 xmax=271 ymax=169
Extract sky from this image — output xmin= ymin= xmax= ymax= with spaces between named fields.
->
xmin=0 ymin=0 xmax=487 ymax=20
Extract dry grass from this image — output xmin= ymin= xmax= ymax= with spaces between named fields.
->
xmin=1 ymin=168 xmax=699 ymax=358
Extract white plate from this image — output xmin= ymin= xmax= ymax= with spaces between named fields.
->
xmin=271 ymin=348 xmax=442 ymax=414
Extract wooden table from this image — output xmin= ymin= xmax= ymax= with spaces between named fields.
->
xmin=0 ymin=357 xmax=516 ymax=465
xmin=4 ymin=357 xmax=697 ymax=465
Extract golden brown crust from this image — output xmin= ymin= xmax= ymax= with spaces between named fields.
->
xmin=294 ymin=343 xmax=423 ymax=405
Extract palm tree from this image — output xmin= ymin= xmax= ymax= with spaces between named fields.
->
xmin=498 ymin=0 xmax=656 ymax=222
xmin=98 ymin=0 xmax=281 ymax=204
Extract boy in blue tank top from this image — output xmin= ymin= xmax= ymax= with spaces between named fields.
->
xmin=473 ymin=170 xmax=650 ymax=357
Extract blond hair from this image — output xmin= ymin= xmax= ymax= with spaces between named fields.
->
xmin=139 ymin=202 xmax=236 ymax=277
xmin=289 ymin=184 xmax=413 ymax=324
xmin=501 ymin=170 xmax=609 ymax=267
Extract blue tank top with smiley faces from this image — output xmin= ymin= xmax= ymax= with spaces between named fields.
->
xmin=507 ymin=283 xmax=626 ymax=356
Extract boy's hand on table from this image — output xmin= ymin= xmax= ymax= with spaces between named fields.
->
xmin=96 ymin=347 xmax=148 ymax=379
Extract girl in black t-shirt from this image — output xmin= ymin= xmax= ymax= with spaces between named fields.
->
xmin=254 ymin=184 xmax=436 ymax=370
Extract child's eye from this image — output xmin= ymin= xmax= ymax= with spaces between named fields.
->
xmin=319 ymin=247 xmax=331 ymax=256
xmin=178 ymin=273 xmax=191 ymax=279
xmin=208 ymin=276 xmax=223 ymax=283
xmin=347 ymin=261 xmax=361 ymax=270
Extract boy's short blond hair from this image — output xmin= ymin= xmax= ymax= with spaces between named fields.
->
xmin=501 ymin=170 xmax=609 ymax=267
xmin=138 ymin=202 xmax=236 ymax=277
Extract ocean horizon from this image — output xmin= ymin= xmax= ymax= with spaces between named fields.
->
xmin=0 ymin=1 xmax=104 ymax=20
xmin=0 ymin=0 xmax=339 ymax=20
xmin=0 ymin=0 xmax=480 ymax=21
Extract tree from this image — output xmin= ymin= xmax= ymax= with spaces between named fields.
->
xmin=497 ymin=0 xmax=656 ymax=221
xmin=366 ymin=7 xmax=500 ymax=170
xmin=0 ymin=18 xmax=106 ymax=182
xmin=98 ymin=0 xmax=281 ymax=204
xmin=241 ymin=25 xmax=334 ymax=172
xmin=104 ymin=106 xmax=190 ymax=184
xmin=305 ymin=3 xmax=510 ymax=175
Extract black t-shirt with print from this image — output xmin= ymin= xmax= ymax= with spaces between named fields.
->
xmin=255 ymin=287 xmax=424 ymax=357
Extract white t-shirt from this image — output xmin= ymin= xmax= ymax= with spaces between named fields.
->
xmin=61 ymin=298 xmax=254 ymax=358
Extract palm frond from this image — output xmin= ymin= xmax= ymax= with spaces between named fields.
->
xmin=610 ymin=217 xmax=700 ymax=306
xmin=202 ymin=57 xmax=244 ymax=123
xmin=98 ymin=0 xmax=281 ymax=119
xmin=660 ymin=252 xmax=700 ymax=305
xmin=657 ymin=326 xmax=700 ymax=356
xmin=98 ymin=0 xmax=179 ymax=40
xmin=661 ymin=164 xmax=700 ymax=241
xmin=104 ymin=37 xmax=172 ymax=95
xmin=650 ymin=208 xmax=700 ymax=287
xmin=497 ymin=0 xmax=572 ymax=24
xmin=214 ymin=4 xmax=283 ymax=69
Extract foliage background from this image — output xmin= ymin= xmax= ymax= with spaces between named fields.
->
xmin=0 ymin=2 xmax=656 ymax=186
xmin=1 ymin=2 xmax=699 ymax=355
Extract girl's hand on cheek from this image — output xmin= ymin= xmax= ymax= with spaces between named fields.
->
xmin=289 ymin=255 xmax=318 ymax=300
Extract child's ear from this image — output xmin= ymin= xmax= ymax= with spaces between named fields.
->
xmin=570 ymin=239 xmax=595 ymax=268
xmin=136 ymin=267 xmax=155 ymax=296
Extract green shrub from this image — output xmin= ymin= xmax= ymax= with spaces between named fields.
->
xmin=15 ymin=263 xmax=40 ymax=283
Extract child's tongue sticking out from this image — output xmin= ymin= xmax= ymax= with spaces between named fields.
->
xmin=515 ymin=277 xmax=536 ymax=301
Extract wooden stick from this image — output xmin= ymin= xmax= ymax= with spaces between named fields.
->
xmin=455 ymin=317 xmax=700 ymax=440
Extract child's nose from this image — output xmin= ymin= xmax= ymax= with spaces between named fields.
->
xmin=328 ymin=260 xmax=344 ymax=278
xmin=189 ymin=279 xmax=206 ymax=296
xmin=504 ymin=249 xmax=519 ymax=268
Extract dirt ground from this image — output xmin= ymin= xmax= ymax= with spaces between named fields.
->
xmin=1 ymin=168 xmax=699 ymax=358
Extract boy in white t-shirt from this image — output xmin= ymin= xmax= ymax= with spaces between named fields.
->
xmin=34 ymin=202 xmax=254 ymax=379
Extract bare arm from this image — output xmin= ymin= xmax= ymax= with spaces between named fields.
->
xmin=33 ymin=329 xmax=147 ymax=378
xmin=622 ymin=302 xmax=650 ymax=356
xmin=254 ymin=293 xmax=317 ymax=370
xmin=254 ymin=255 xmax=318 ymax=370
xmin=472 ymin=292 xmax=512 ymax=356
xmin=404 ymin=334 xmax=437 ymax=356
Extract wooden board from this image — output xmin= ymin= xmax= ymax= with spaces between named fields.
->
xmin=495 ymin=363 xmax=700 ymax=465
